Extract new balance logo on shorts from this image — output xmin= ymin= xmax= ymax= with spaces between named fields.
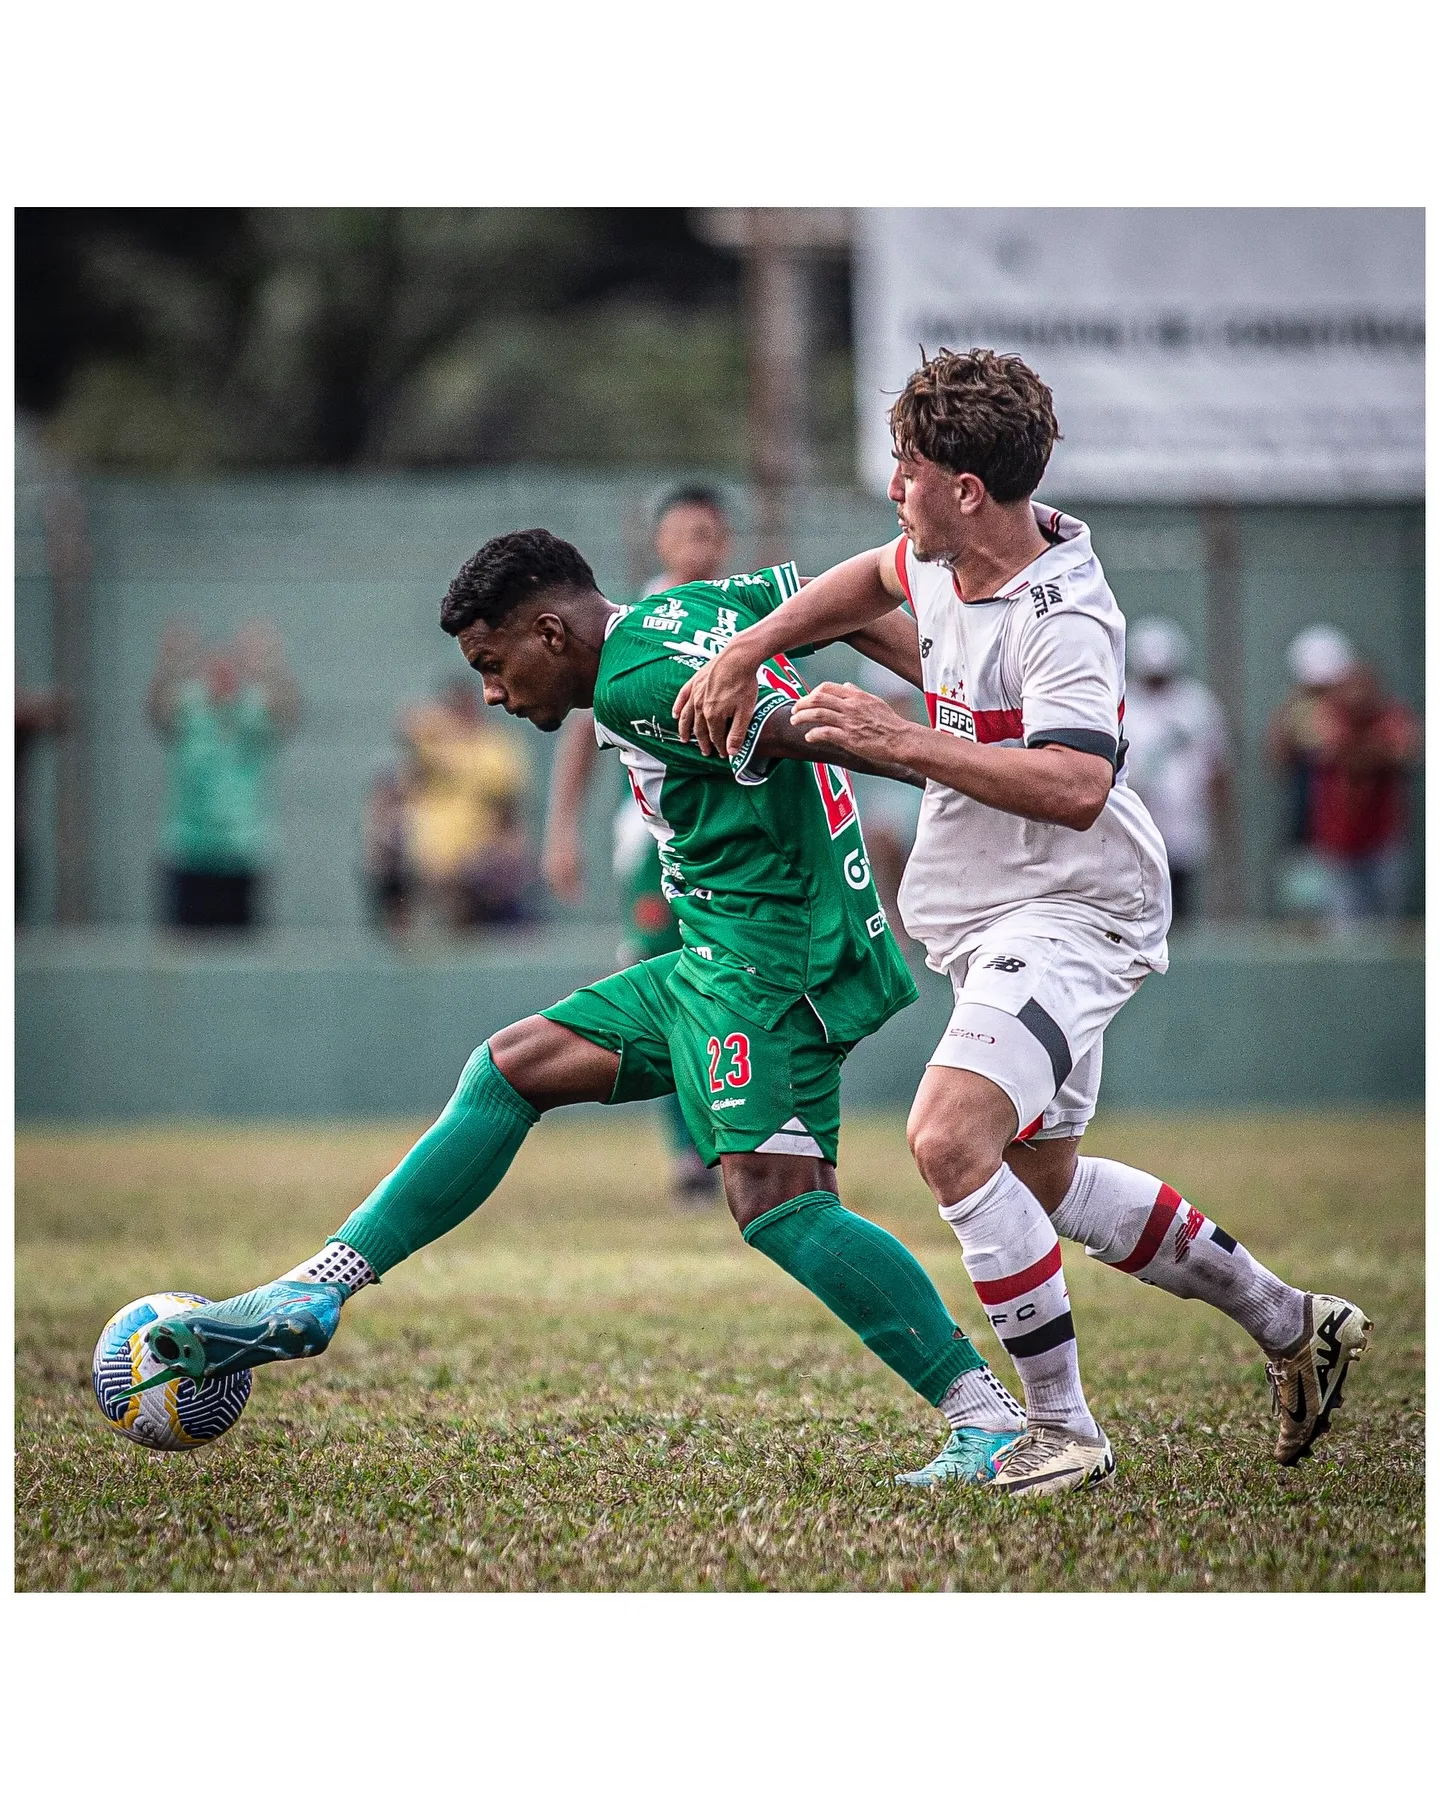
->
xmin=984 ymin=955 xmax=1027 ymax=974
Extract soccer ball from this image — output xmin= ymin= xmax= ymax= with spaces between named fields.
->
xmin=92 ymin=1292 xmax=251 ymax=1452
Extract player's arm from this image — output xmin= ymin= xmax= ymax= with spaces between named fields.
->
xmin=792 ymin=686 xmax=1109 ymax=827
xmin=843 ymin=604 xmax=923 ymax=690
xmin=674 ymin=543 xmax=905 ymax=756
xmin=749 ymin=701 xmax=925 ymax=789
xmin=793 ymin=609 xmax=1121 ymax=831
xmin=541 ymin=709 xmax=600 ymax=904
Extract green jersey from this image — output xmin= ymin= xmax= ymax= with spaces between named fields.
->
xmin=160 ymin=680 xmax=281 ymax=872
xmin=591 ymin=563 xmax=917 ymax=1042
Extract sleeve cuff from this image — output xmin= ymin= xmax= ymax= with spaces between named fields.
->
xmin=1026 ymin=727 xmax=1118 ymax=766
xmin=731 ymin=689 xmax=795 ymax=787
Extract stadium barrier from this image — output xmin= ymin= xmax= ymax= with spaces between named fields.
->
xmin=15 ymin=459 xmax=1424 ymax=934
xmin=16 ymin=926 xmax=1421 ymax=1121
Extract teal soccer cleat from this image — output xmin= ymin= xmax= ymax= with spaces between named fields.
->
xmin=895 ymin=1426 xmax=1023 ymax=1488
xmin=125 ymin=1279 xmax=348 ymax=1394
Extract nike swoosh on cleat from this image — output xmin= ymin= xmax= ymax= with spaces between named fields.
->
xmin=995 ymin=1472 xmax=1072 ymax=1492
xmin=1284 ymin=1383 xmax=1308 ymax=1425
xmin=996 ymin=1459 xmax=1102 ymax=1494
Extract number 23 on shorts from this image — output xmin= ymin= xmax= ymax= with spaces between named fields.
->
xmin=707 ymin=1033 xmax=752 ymax=1092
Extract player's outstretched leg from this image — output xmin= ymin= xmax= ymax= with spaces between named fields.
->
xmin=137 ymin=1024 xmax=608 ymax=1390
xmin=729 ymin=1159 xmax=1024 ymax=1485
xmin=908 ymin=1069 xmax=1115 ymax=1499
xmin=1049 ymin=1156 xmax=1373 ymax=1465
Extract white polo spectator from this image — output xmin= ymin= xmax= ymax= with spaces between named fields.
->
xmin=1122 ymin=618 xmax=1231 ymax=924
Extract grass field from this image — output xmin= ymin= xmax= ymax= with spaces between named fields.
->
xmin=14 ymin=1110 xmax=1423 ymax=1591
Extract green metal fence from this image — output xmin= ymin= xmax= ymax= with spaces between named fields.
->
xmin=15 ymin=458 xmax=1423 ymax=933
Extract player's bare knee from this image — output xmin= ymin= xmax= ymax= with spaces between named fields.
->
xmin=909 ymin=1120 xmax=999 ymax=1200
xmin=1005 ymin=1136 xmax=1080 ymax=1213
xmin=487 ymin=1017 xmax=616 ymax=1111
xmin=486 ymin=1016 xmax=551 ymax=1091
xmin=723 ymin=1153 xmax=837 ymax=1234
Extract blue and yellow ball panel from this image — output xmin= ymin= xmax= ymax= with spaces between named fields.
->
xmin=92 ymin=1291 xmax=251 ymax=1452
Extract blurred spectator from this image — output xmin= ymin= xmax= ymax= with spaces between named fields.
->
xmin=1269 ymin=650 xmax=1421 ymax=929
xmin=1268 ymin=626 xmax=1359 ymax=871
xmin=390 ymin=679 xmax=537 ymax=931
xmin=362 ymin=764 xmax=413 ymax=934
xmin=148 ymin=621 xmax=300 ymax=931
xmin=1122 ymin=618 xmax=1231 ymax=924
xmin=15 ymin=680 xmax=65 ymax=922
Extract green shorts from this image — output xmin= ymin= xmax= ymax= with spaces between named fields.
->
xmin=541 ymin=952 xmax=849 ymax=1167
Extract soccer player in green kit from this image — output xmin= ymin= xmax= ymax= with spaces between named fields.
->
xmin=544 ymin=486 xmax=736 ymax=1205
xmin=131 ymin=528 xmax=1030 ymax=1483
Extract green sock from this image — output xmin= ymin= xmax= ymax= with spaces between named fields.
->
xmin=743 ymin=1191 xmax=986 ymax=1406
xmin=332 ymin=1044 xmax=538 ymax=1277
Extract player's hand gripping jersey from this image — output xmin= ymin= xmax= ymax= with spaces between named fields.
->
xmin=592 ymin=564 xmax=916 ymax=1044
xmin=894 ymin=504 xmax=1171 ymax=973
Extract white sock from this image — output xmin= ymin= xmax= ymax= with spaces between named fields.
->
xmin=1051 ymin=1158 xmax=1306 ymax=1357
xmin=940 ymin=1365 xmax=1027 ymax=1434
xmin=281 ymin=1241 xmax=377 ymax=1296
xmin=940 ymin=1164 xmax=1097 ymax=1438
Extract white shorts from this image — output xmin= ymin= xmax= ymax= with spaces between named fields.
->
xmin=926 ymin=920 xmax=1149 ymax=1141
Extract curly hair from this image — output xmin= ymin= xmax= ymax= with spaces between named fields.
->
xmin=441 ymin=529 xmax=599 ymax=636
xmin=889 ymin=348 xmax=1060 ymax=503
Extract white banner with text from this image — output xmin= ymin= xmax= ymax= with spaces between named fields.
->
xmin=854 ymin=209 xmax=1423 ymax=502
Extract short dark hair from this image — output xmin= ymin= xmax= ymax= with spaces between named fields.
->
xmin=889 ymin=348 xmax=1060 ymax=503
xmin=441 ymin=529 xmax=599 ymax=637
xmin=655 ymin=484 xmax=729 ymax=526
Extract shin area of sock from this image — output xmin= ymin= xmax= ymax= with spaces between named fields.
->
xmin=940 ymin=1164 xmax=1095 ymax=1436
xmin=743 ymin=1191 xmax=988 ymax=1406
xmin=331 ymin=1043 xmax=539 ymax=1277
xmin=1055 ymin=1157 xmax=1305 ymax=1355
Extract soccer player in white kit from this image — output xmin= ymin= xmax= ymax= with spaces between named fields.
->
xmin=677 ymin=348 xmax=1373 ymax=1498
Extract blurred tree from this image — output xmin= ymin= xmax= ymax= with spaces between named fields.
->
xmin=16 ymin=209 xmax=856 ymax=477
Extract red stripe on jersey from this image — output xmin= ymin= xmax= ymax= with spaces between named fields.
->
xmin=924 ymin=690 xmax=938 ymax=726
xmin=1118 ymin=697 xmax=1126 ymax=723
xmin=1111 ymin=1183 xmax=1184 ymax=1273
xmin=972 ymin=706 xmax=1024 ymax=743
xmin=972 ymin=1241 xmax=1063 ymax=1305
xmin=893 ymin=538 xmax=913 ymax=603
xmin=626 ymin=769 xmax=657 ymax=820
xmin=1014 ymin=1114 xmax=1045 ymax=1144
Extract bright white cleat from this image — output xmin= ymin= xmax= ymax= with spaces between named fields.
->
xmin=989 ymin=1425 xmax=1116 ymax=1497
xmin=1267 ymin=1293 xmax=1373 ymax=1467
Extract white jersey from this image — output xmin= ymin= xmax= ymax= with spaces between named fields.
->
xmin=895 ymin=503 xmax=1171 ymax=974
xmin=1121 ymin=677 xmax=1228 ymax=871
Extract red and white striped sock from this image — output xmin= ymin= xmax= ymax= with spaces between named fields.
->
xmin=1051 ymin=1158 xmax=1306 ymax=1357
xmin=939 ymin=1164 xmax=1097 ymax=1437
